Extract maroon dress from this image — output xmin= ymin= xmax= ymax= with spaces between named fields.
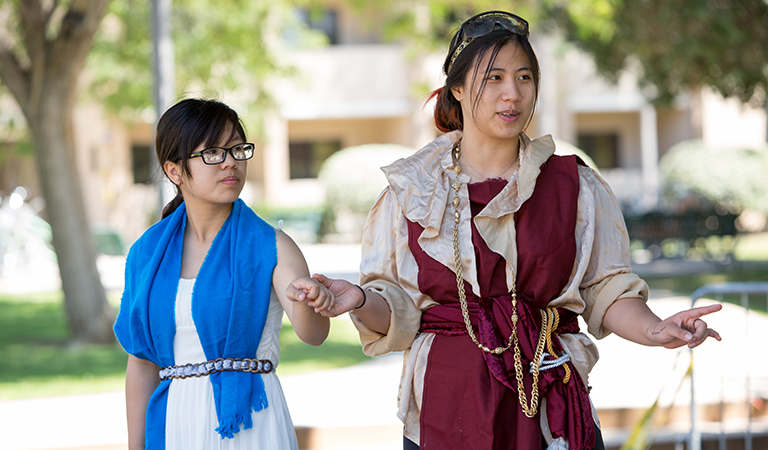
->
xmin=407 ymin=155 xmax=595 ymax=450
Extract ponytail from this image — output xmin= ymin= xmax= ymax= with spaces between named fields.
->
xmin=161 ymin=192 xmax=184 ymax=219
xmin=428 ymin=87 xmax=463 ymax=133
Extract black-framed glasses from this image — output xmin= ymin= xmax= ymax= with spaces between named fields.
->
xmin=448 ymin=11 xmax=530 ymax=73
xmin=189 ymin=143 xmax=255 ymax=165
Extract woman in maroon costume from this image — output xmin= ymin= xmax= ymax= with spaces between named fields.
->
xmin=314 ymin=11 xmax=721 ymax=450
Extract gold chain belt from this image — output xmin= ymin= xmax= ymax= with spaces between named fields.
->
xmin=159 ymin=357 xmax=274 ymax=380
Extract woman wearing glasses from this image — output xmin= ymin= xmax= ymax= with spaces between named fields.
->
xmin=314 ymin=11 xmax=721 ymax=450
xmin=115 ymin=98 xmax=333 ymax=449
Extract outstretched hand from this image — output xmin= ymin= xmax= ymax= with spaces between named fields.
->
xmin=649 ymin=303 xmax=722 ymax=349
xmin=311 ymin=273 xmax=365 ymax=317
xmin=286 ymin=277 xmax=336 ymax=313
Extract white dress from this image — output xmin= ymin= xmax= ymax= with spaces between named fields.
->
xmin=165 ymin=278 xmax=299 ymax=450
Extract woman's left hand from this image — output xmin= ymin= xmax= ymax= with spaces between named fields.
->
xmin=287 ymin=277 xmax=336 ymax=313
xmin=648 ymin=304 xmax=723 ymax=349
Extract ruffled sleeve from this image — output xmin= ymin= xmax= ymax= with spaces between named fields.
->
xmin=572 ymin=166 xmax=649 ymax=339
xmin=350 ymin=187 xmax=426 ymax=357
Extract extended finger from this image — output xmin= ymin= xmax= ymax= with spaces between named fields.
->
xmin=688 ymin=328 xmax=722 ymax=348
xmin=687 ymin=304 xmax=723 ymax=320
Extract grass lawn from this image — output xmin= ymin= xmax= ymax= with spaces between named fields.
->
xmin=0 ymin=291 xmax=368 ymax=401
xmin=643 ymin=262 xmax=768 ymax=313
xmin=2 ymin=233 xmax=767 ymax=401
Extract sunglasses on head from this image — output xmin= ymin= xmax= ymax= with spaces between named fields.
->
xmin=448 ymin=11 xmax=530 ymax=73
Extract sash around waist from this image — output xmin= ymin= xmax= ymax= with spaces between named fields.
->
xmin=417 ymin=294 xmax=596 ymax=449
xmin=419 ymin=295 xmax=579 ymax=338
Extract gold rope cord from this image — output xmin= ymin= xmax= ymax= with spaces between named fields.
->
xmin=450 ymin=139 xmax=570 ymax=417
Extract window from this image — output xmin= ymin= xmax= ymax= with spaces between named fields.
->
xmin=577 ymin=133 xmax=619 ymax=169
xmin=289 ymin=141 xmax=341 ymax=179
xmin=298 ymin=8 xmax=338 ymax=45
xmin=132 ymin=144 xmax=153 ymax=184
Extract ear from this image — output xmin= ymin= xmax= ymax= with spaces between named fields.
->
xmin=164 ymin=161 xmax=183 ymax=186
xmin=450 ymin=84 xmax=464 ymax=103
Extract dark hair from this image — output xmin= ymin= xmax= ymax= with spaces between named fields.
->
xmin=155 ymin=98 xmax=247 ymax=218
xmin=430 ymin=28 xmax=541 ymax=133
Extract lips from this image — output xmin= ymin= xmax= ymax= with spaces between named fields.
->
xmin=497 ymin=109 xmax=522 ymax=123
xmin=220 ymin=176 xmax=239 ymax=185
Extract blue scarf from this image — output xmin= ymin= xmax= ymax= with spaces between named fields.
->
xmin=114 ymin=199 xmax=276 ymax=447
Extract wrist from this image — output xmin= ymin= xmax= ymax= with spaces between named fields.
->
xmin=353 ymin=284 xmax=367 ymax=310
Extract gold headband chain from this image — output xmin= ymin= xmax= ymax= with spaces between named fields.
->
xmin=450 ymin=139 xmax=568 ymax=418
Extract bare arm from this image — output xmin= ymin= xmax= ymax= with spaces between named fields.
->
xmin=602 ymin=297 xmax=722 ymax=348
xmin=125 ymin=355 xmax=160 ymax=450
xmin=312 ymin=274 xmax=392 ymax=334
xmin=273 ymin=231 xmax=330 ymax=346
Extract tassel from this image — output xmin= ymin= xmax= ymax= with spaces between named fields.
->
xmin=547 ymin=437 xmax=569 ymax=450
xmin=251 ymin=375 xmax=269 ymax=412
xmin=240 ymin=412 xmax=254 ymax=431
xmin=215 ymin=420 xmax=238 ymax=439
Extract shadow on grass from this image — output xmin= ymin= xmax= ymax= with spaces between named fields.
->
xmin=278 ymin=318 xmax=369 ymax=376
xmin=0 ymin=291 xmax=369 ymax=399
xmin=0 ymin=291 xmax=128 ymax=400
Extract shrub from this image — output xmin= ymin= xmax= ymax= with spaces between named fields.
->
xmin=318 ymin=143 xmax=414 ymax=241
xmin=659 ymin=140 xmax=768 ymax=213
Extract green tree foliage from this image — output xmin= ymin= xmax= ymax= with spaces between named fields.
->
xmin=336 ymin=0 xmax=767 ymax=108
xmin=0 ymin=0 xmax=115 ymax=343
xmin=0 ymin=0 xmax=316 ymax=342
xmin=338 ymin=0 xmax=539 ymax=54
xmin=542 ymin=0 xmax=768 ymax=106
xmin=87 ymin=0 xmax=316 ymax=125
xmin=660 ymin=140 xmax=768 ymax=213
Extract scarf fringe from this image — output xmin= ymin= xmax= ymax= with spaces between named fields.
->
xmin=252 ymin=393 xmax=269 ymax=413
xmin=216 ymin=413 xmax=251 ymax=439
xmin=215 ymin=375 xmax=271 ymax=439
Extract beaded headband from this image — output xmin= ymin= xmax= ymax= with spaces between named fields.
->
xmin=447 ymin=11 xmax=530 ymax=74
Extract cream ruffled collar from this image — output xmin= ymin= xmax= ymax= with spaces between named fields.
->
xmin=381 ymin=130 xmax=558 ymax=233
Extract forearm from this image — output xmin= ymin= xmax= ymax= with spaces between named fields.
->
xmin=352 ymin=288 xmax=391 ymax=335
xmin=602 ymin=297 xmax=662 ymax=346
xmin=288 ymin=303 xmax=330 ymax=346
xmin=125 ymin=355 xmax=161 ymax=449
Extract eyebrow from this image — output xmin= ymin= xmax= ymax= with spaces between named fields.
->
xmin=489 ymin=65 xmax=532 ymax=73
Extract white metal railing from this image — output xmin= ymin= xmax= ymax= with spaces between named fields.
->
xmin=688 ymin=282 xmax=768 ymax=450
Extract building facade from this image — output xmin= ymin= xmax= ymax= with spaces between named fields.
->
xmin=1 ymin=4 xmax=766 ymax=248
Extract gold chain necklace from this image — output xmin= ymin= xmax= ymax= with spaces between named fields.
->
xmin=461 ymin=151 xmax=517 ymax=180
xmin=450 ymin=138 xmax=547 ymax=418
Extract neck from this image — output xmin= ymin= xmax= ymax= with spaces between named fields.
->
xmin=458 ymin=131 xmax=521 ymax=181
xmin=184 ymin=199 xmax=233 ymax=243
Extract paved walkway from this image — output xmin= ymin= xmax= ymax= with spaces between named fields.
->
xmin=1 ymin=245 xmax=766 ymax=449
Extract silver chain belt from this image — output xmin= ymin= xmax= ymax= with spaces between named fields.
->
xmin=159 ymin=357 xmax=274 ymax=380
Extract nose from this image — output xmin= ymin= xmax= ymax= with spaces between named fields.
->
xmin=219 ymin=149 xmax=238 ymax=168
xmin=501 ymin=79 xmax=522 ymax=102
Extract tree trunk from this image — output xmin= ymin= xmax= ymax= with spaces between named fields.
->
xmin=29 ymin=87 xmax=116 ymax=344
xmin=0 ymin=0 xmax=115 ymax=344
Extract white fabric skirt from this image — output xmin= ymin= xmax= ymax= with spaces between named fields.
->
xmin=165 ymin=278 xmax=298 ymax=450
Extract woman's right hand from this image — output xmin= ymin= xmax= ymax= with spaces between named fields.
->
xmin=312 ymin=273 xmax=365 ymax=317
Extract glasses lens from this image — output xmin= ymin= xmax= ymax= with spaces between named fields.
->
xmin=231 ymin=143 xmax=254 ymax=160
xmin=202 ymin=148 xmax=225 ymax=164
